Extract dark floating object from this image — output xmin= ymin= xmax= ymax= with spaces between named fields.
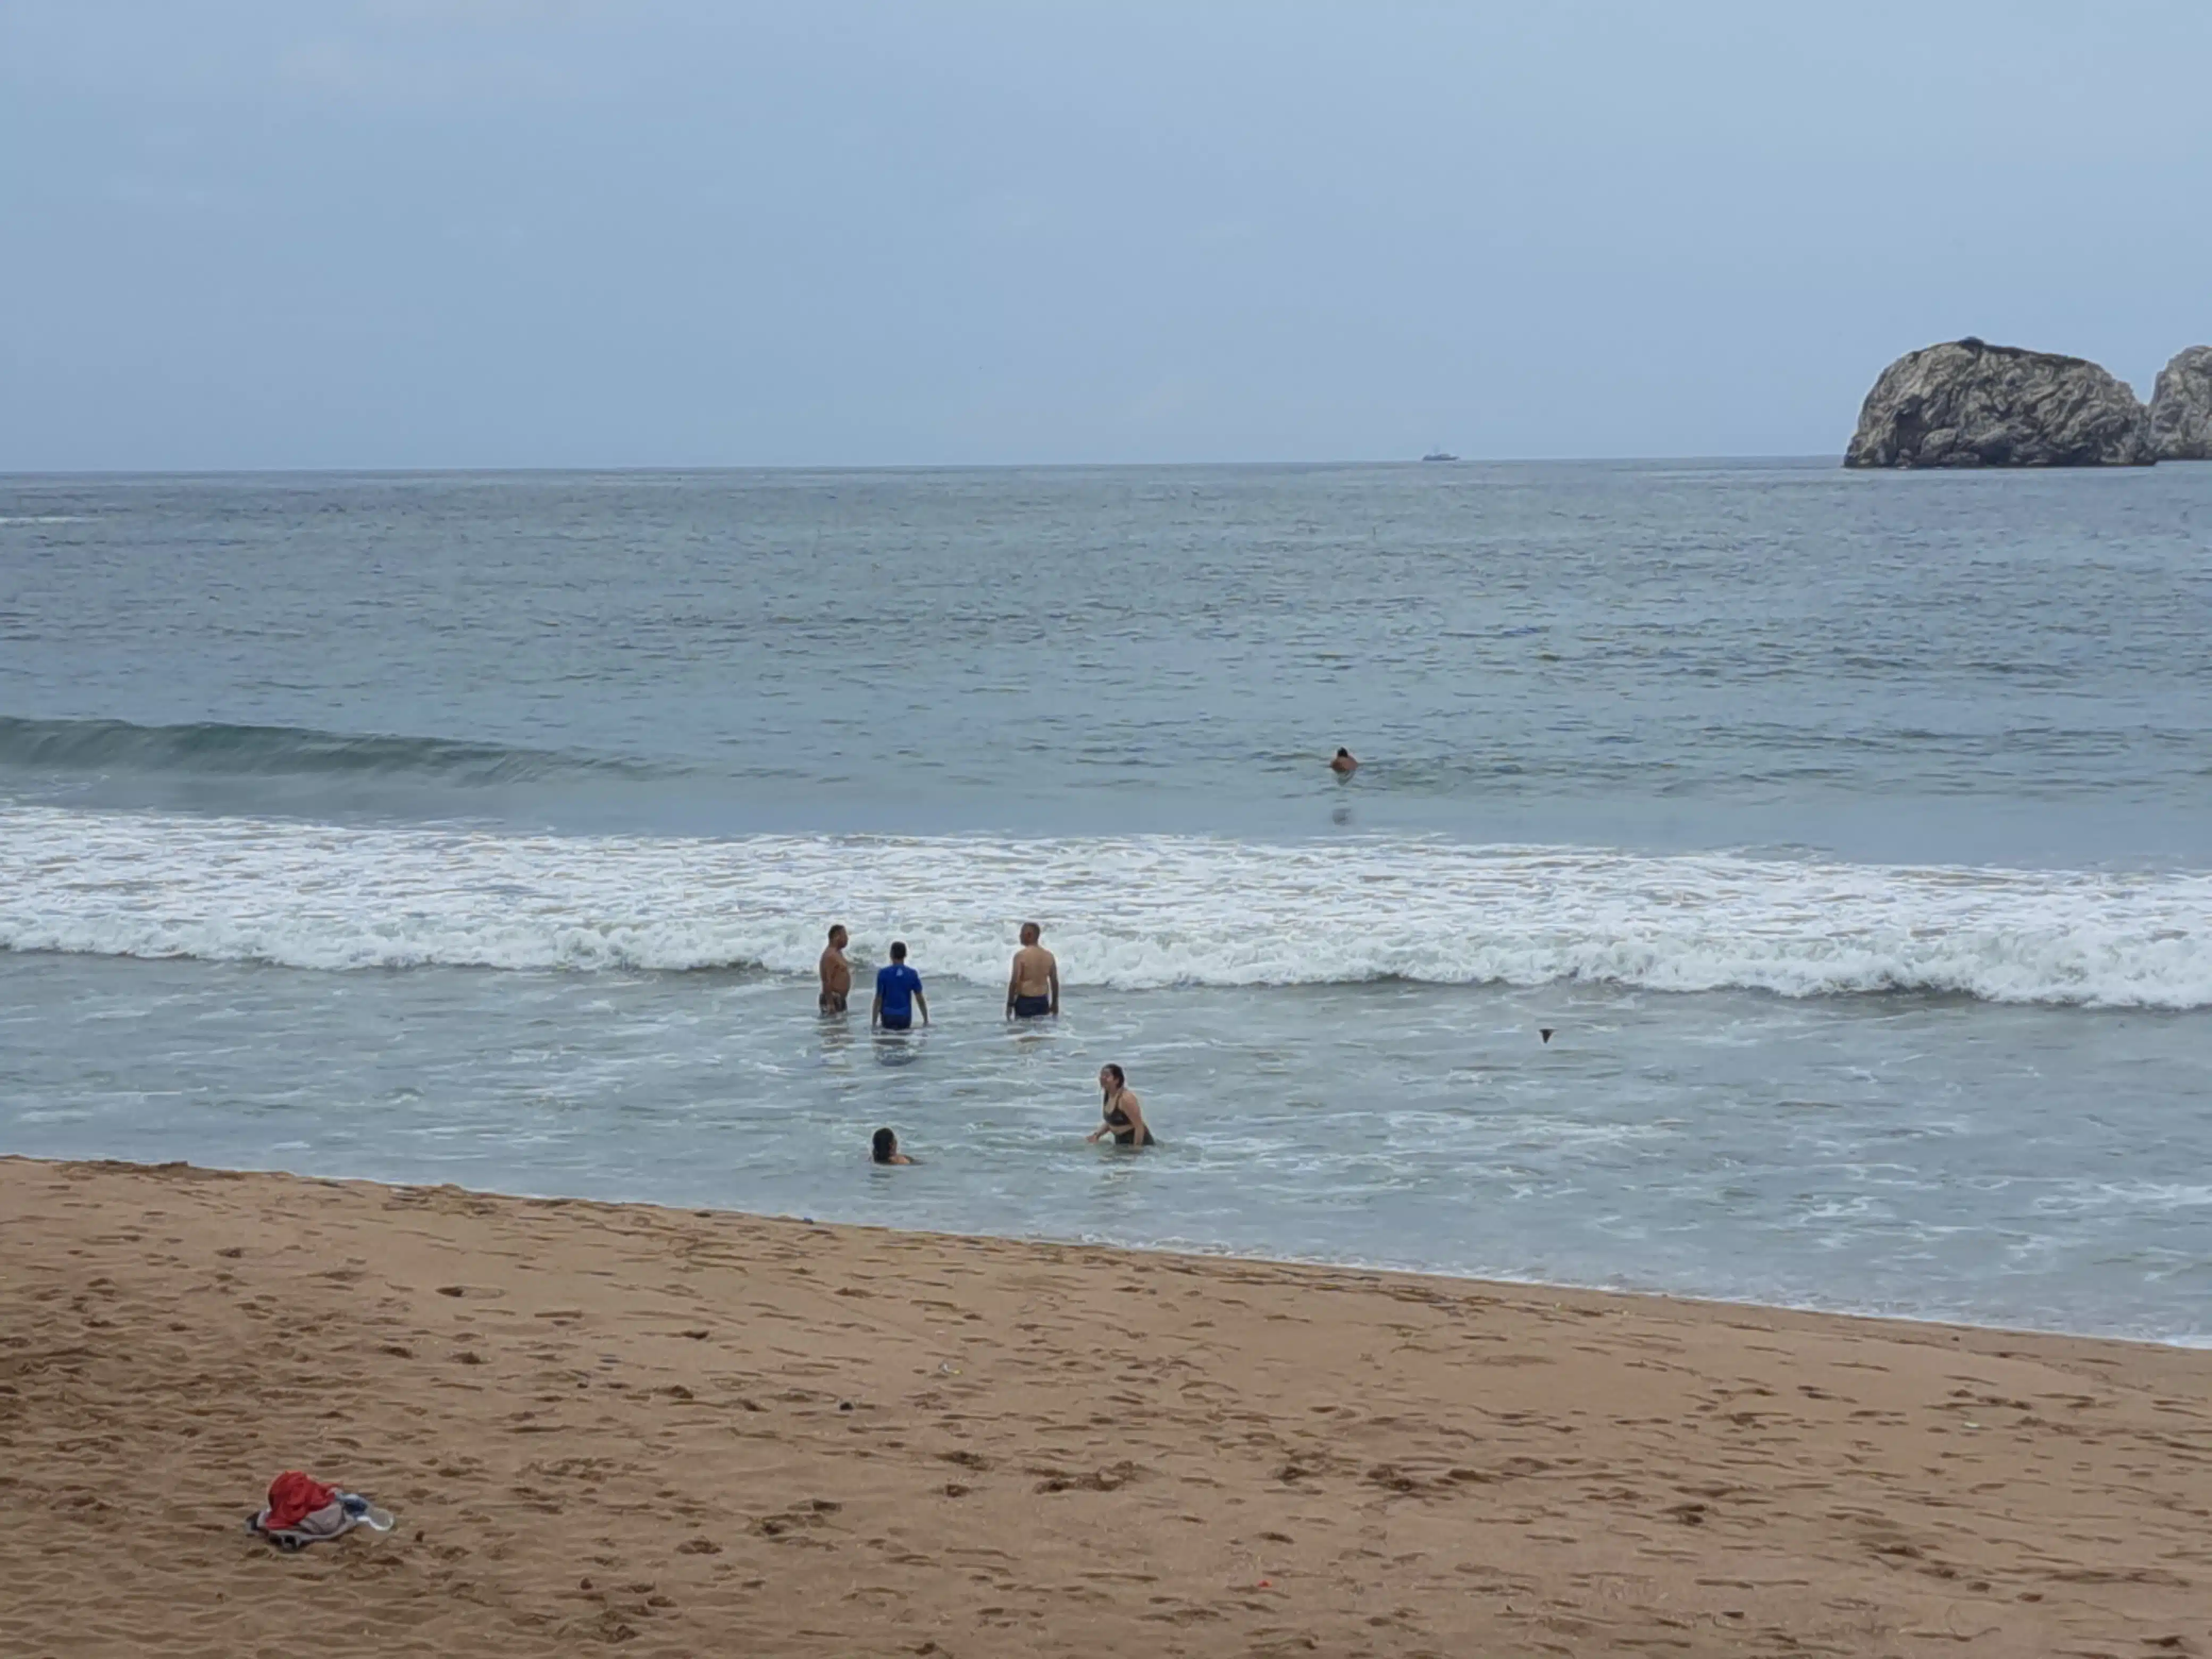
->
xmin=1420 ymin=450 xmax=1459 ymax=463
xmin=1539 ymin=1028 xmax=1555 ymax=1044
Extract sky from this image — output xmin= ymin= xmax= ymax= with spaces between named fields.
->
xmin=3 ymin=1 xmax=2209 ymax=470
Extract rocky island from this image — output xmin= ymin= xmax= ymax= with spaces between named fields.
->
xmin=1844 ymin=338 xmax=2154 ymax=468
xmin=2149 ymin=345 xmax=2212 ymax=461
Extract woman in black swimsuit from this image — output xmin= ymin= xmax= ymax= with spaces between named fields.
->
xmin=1086 ymin=1063 xmax=1154 ymax=1147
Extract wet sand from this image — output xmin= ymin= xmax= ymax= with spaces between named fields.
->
xmin=2 ymin=1156 xmax=2207 ymax=1657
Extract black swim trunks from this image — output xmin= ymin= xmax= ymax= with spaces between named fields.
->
xmin=1011 ymin=995 xmax=1053 ymax=1019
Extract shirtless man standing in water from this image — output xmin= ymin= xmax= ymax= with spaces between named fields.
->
xmin=819 ymin=924 xmax=852 ymax=1015
xmin=1005 ymin=921 xmax=1059 ymax=1020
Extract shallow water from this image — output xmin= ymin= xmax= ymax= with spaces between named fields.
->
xmin=3 ymin=461 xmax=2209 ymax=1342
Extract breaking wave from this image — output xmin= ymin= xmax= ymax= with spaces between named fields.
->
xmin=2 ymin=807 xmax=2208 ymax=1007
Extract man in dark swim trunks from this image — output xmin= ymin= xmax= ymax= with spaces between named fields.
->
xmin=871 ymin=941 xmax=928 ymax=1033
xmin=819 ymin=924 xmax=852 ymax=1014
xmin=1005 ymin=921 xmax=1059 ymax=1020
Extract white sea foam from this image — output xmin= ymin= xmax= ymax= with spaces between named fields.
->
xmin=2 ymin=805 xmax=2209 ymax=1007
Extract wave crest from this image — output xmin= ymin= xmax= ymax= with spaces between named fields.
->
xmin=0 ymin=716 xmax=658 ymax=785
xmin=2 ymin=808 xmax=2208 ymax=1007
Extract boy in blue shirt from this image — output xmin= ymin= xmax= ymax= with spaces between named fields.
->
xmin=871 ymin=941 xmax=929 ymax=1033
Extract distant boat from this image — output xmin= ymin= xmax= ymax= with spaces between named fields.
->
xmin=1420 ymin=450 xmax=1459 ymax=463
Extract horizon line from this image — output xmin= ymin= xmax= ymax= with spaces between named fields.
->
xmin=2 ymin=453 xmax=1845 ymax=481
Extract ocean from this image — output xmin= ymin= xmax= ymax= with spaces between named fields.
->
xmin=3 ymin=459 xmax=2209 ymax=1344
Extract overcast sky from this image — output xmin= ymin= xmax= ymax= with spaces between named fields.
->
xmin=4 ymin=1 xmax=2208 ymax=469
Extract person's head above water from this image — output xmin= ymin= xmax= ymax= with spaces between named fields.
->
xmin=872 ymin=1127 xmax=898 ymax=1162
xmin=889 ymin=940 xmax=908 ymax=962
xmin=1020 ymin=921 xmax=1041 ymax=945
xmin=1088 ymin=1063 xmax=1152 ymax=1147
xmin=828 ymin=924 xmax=848 ymax=946
xmin=1330 ymin=747 xmax=1359 ymax=773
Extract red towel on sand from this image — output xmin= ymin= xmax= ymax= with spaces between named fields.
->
xmin=264 ymin=1471 xmax=340 ymax=1531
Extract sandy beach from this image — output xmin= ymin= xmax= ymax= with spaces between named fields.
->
xmin=1 ymin=1157 xmax=2206 ymax=1657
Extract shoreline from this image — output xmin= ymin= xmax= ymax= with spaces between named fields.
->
xmin=6 ymin=1157 xmax=2209 ymax=1655
xmin=11 ymin=1153 xmax=2193 ymax=1343
xmin=12 ymin=1146 xmax=2208 ymax=1354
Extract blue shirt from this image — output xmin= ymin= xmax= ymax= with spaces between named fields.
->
xmin=876 ymin=962 xmax=922 ymax=1019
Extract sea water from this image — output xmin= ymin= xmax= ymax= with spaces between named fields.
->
xmin=3 ymin=461 xmax=2208 ymax=1343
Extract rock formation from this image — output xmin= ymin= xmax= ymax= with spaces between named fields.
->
xmin=1844 ymin=338 xmax=2154 ymax=468
xmin=2149 ymin=346 xmax=2212 ymax=461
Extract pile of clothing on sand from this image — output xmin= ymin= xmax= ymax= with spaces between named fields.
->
xmin=245 ymin=1470 xmax=396 ymax=1551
